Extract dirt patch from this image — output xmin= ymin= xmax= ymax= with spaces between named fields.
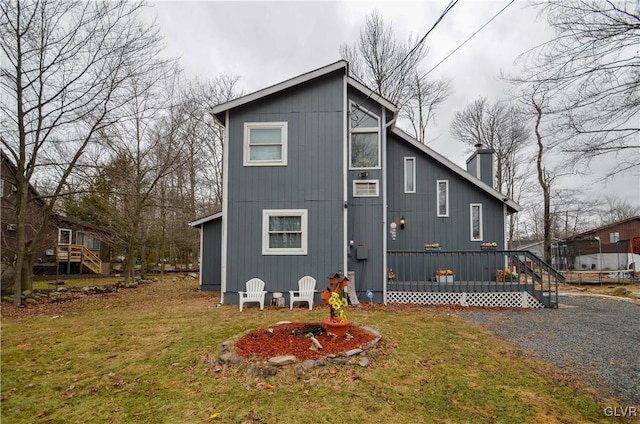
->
xmin=234 ymin=322 xmax=379 ymax=361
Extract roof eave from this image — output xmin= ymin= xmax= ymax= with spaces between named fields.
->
xmin=212 ymin=60 xmax=349 ymax=124
xmin=391 ymin=127 xmax=522 ymax=213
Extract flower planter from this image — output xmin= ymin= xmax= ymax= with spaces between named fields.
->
xmin=324 ymin=319 xmax=350 ymax=337
xmin=436 ymin=275 xmax=454 ymax=283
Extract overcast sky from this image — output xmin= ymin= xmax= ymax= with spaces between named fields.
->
xmin=148 ymin=0 xmax=639 ymax=208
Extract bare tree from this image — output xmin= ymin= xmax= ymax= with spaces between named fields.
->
xmin=518 ymin=0 xmax=640 ymax=176
xmin=450 ymin=97 xmax=529 ymax=240
xmin=0 ymin=0 xmax=169 ymax=303
xmin=340 ymin=10 xmax=451 ymax=141
xmin=600 ymin=195 xmax=640 ymax=225
xmin=402 ymin=72 xmax=451 ymax=143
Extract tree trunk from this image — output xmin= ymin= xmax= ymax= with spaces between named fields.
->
xmin=533 ymin=102 xmax=552 ymax=263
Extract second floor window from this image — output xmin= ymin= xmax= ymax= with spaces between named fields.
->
xmin=244 ymin=122 xmax=288 ymax=166
xmin=470 ymin=203 xmax=483 ymax=241
xmin=349 ymin=103 xmax=380 ymax=169
xmin=437 ymin=180 xmax=449 ymax=217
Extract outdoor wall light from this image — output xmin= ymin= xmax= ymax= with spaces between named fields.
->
xmin=399 ymin=216 xmax=406 ymax=230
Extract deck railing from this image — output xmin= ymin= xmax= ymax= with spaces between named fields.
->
xmin=387 ymin=250 xmax=562 ymax=308
xmin=55 ymin=244 xmax=102 ymax=274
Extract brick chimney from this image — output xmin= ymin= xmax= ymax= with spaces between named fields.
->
xmin=466 ymin=143 xmax=495 ymax=187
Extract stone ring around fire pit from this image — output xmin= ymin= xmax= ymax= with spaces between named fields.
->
xmin=217 ymin=321 xmax=382 ymax=377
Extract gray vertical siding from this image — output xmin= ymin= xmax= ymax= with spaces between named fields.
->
xmin=224 ymin=71 xmax=345 ymax=303
xmin=201 ymin=218 xmax=221 ymax=291
xmin=386 ymin=135 xmax=505 ymax=252
xmin=346 ymin=89 xmax=386 ymax=302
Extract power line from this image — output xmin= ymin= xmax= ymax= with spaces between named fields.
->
xmin=422 ymin=0 xmax=516 ymax=78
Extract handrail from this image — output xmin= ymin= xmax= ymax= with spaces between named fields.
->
xmin=387 ymin=249 xmax=561 ymax=308
xmin=55 ymin=244 xmax=102 ymax=274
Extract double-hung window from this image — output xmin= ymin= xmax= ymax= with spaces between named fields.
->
xmin=437 ymin=180 xmax=449 ymax=217
xmin=404 ymin=157 xmax=416 ymax=193
xmin=470 ymin=203 xmax=483 ymax=241
xmin=262 ymin=210 xmax=308 ymax=255
xmin=349 ymin=104 xmax=380 ymax=169
xmin=244 ymin=122 xmax=288 ymax=166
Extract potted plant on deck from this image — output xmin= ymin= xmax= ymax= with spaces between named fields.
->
xmin=435 ymin=269 xmax=454 ymax=283
xmin=320 ymin=272 xmax=350 ymax=337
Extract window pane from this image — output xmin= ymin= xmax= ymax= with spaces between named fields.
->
xmin=250 ymin=145 xmax=282 ymax=161
xmin=352 ymin=112 xmax=377 ymax=128
xmin=250 ymin=128 xmax=282 ymax=144
xmin=438 ymin=182 xmax=447 ymax=215
xmin=405 ymin=159 xmax=415 ymax=192
xmin=269 ymin=216 xmax=301 ymax=232
xmin=269 ymin=233 xmax=302 ymax=249
xmin=472 ymin=205 xmax=481 ymax=239
xmin=351 ymin=133 xmax=378 ymax=168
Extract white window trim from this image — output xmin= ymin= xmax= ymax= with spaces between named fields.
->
xmin=404 ymin=157 xmax=416 ymax=193
xmin=470 ymin=203 xmax=483 ymax=241
xmin=437 ymin=180 xmax=449 ymax=217
xmin=58 ymin=228 xmax=72 ymax=245
xmin=243 ymin=122 xmax=288 ymax=167
xmin=349 ymin=102 xmax=381 ymax=170
xmin=262 ymin=209 xmax=308 ymax=255
xmin=353 ymin=179 xmax=379 ymax=197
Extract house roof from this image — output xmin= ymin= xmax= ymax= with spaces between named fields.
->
xmin=209 ymin=61 xmax=520 ymax=214
xmin=573 ymin=216 xmax=640 ymax=238
xmin=212 ymin=60 xmax=350 ymax=123
xmin=189 ymin=212 xmax=222 ymax=227
xmin=391 ymin=127 xmax=522 ymax=214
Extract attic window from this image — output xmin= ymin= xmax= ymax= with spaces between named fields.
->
xmin=353 ymin=180 xmax=379 ymax=197
xmin=244 ymin=122 xmax=288 ymax=166
xmin=349 ymin=103 xmax=380 ymax=169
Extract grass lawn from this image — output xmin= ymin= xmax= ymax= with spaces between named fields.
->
xmin=1 ymin=277 xmax=627 ymax=423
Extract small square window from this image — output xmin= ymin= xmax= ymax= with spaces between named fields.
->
xmin=262 ymin=210 xmax=308 ymax=255
xmin=244 ymin=122 xmax=287 ymax=166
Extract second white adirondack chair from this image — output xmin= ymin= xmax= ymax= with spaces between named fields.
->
xmin=289 ymin=276 xmax=317 ymax=310
xmin=239 ymin=278 xmax=267 ymax=312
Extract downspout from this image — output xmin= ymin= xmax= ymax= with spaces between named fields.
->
xmin=343 ymin=74 xmax=349 ymax=276
xmin=382 ymin=107 xmax=388 ymax=305
xmin=220 ymin=110 xmax=230 ymax=304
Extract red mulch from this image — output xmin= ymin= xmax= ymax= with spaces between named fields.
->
xmin=234 ymin=322 xmax=378 ymax=361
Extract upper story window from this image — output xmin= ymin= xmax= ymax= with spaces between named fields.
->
xmin=244 ymin=122 xmax=288 ymax=166
xmin=349 ymin=103 xmax=380 ymax=169
xmin=470 ymin=203 xmax=483 ymax=241
xmin=437 ymin=180 xmax=449 ymax=217
xmin=262 ymin=209 xmax=308 ymax=255
xmin=404 ymin=157 xmax=416 ymax=193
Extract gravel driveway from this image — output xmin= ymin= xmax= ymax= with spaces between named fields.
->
xmin=455 ymin=294 xmax=639 ymax=405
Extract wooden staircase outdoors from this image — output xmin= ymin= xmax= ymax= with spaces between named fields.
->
xmin=55 ymin=244 xmax=102 ymax=274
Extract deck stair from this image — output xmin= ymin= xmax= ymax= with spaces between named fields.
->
xmin=55 ymin=244 xmax=102 ymax=274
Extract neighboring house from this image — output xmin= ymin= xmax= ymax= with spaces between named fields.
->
xmin=1 ymin=151 xmax=111 ymax=285
xmin=511 ymin=238 xmax=566 ymax=270
xmin=190 ymin=61 xmax=562 ymax=308
xmin=568 ymin=217 xmax=640 ymax=271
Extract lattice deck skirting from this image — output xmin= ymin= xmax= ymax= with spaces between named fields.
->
xmin=386 ymin=291 xmax=545 ymax=308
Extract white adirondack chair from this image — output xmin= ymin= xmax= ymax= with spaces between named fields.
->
xmin=289 ymin=276 xmax=317 ymax=310
xmin=239 ymin=278 xmax=267 ymax=312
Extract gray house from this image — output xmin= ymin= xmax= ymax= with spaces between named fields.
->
xmin=190 ymin=61 xmax=560 ymax=308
